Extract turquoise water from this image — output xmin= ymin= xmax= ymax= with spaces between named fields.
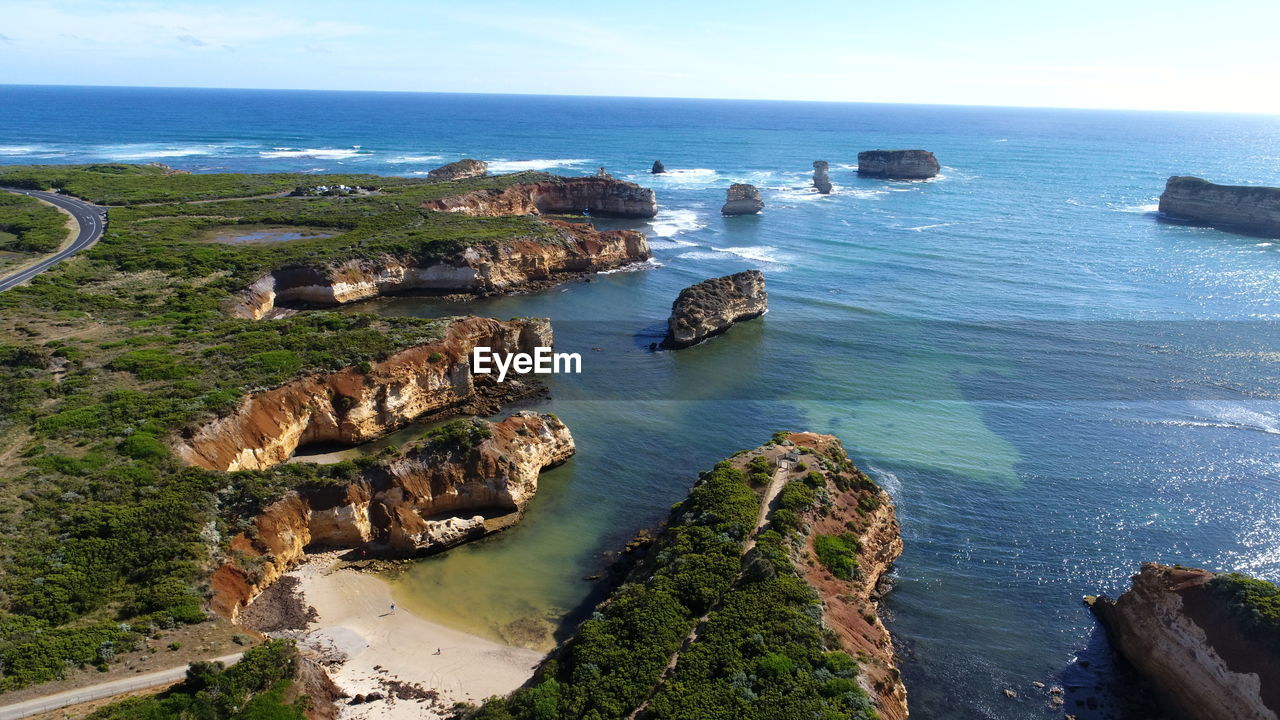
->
xmin=4 ymin=86 xmax=1279 ymax=718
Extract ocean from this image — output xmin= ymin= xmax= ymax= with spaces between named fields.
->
xmin=4 ymin=84 xmax=1279 ymax=719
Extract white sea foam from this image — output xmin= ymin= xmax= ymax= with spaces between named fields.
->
xmin=904 ymin=222 xmax=958 ymax=232
xmin=648 ymin=208 xmax=705 ymax=238
xmin=259 ymin=147 xmax=368 ymax=160
xmin=1257 ymin=242 xmax=1274 ymax=247
xmin=596 ymin=257 xmax=663 ymax=274
xmin=1116 ymin=202 xmax=1160 ymax=214
xmin=679 ymin=245 xmax=788 ymax=265
xmin=97 ymin=144 xmax=219 ymax=160
xmin=0 ymin=145 xmax=44 ymax=155
xmin=484 ymin=158 xmax=591 ymax=172
xmin=386 ymin=154 xmax=444 ymax=164
xmin=630 ymin=168 xmax=721 ymax=188
xmin=1153 ymin=403 xmax=1280 ymax=436
xmin=865 ymin=465 xmax=902 ymax=494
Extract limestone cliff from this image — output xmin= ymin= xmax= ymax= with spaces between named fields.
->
xmin=423 ymin=175 xmax=658 ymax=218
xmin=787 ymin=432 xmax=908 ymax=720
xmin=664 ymin=270 xmax=767 ymax=348
xmin=721 ymin=183 xmax=764 ymax=215
xmin=427 ymin=158 xmax=488 ymax=181
xmin=1158 ymin=176 xmax=1280 ymax=237
xmin=857 ymin=150 xmax=940 ymax=180
xmin=209 ymin=412 xmax=574 ymax=621
xmin=172 ymin=317 xmax=552 ymax=471
xmin=1089 ymin=563 xmax=1279 ymax=720
xmin=813 ymin=160 xmax=832 ymax=194
xmin=230 ymin=220 xmax=650 ymax=319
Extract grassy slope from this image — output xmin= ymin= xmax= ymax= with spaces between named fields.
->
xmin=0 ymin=192 xmax=68 ymax=256
xmin=0 ymin=165 xmax=556 ymax=693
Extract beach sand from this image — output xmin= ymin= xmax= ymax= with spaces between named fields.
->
xmin=289 ymin=553 xmax=543 ymax=719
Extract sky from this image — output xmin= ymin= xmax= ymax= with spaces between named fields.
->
xmin=2 ymin=0 xmax=1279 ymax=114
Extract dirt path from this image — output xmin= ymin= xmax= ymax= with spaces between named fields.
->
xmin=627 ymin=466 xmax=788 ymax=718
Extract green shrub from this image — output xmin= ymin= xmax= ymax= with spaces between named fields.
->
xmin=813 ymin=533 xmax=862 ymax=581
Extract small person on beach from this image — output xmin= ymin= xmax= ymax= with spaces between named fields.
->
xmin=434 ymin=648 xmax=441 ymax=655
xmin=389 ymin=602 xmax=395 ymax=614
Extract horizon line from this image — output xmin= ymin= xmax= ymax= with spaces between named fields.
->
xmin=5 ymin=82 xmax=1279 ymax=118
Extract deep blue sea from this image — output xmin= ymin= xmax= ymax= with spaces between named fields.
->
xmin=4 ymin=85 xmax=1279 ymax=719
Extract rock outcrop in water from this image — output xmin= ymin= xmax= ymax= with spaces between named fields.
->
xmin=209 ymin=411 xmax=574 ymax=621
xmin=427 ymin=158 xmax=488 ymax=181
xmin=1158 ymin=176 xmax=1280 ymax=237
xmin=813 ymin=160 xmax=832 ymax=194
xmin=721 ymin=183 xmax=764 ymax=215
xmin=424 ymin=175 xmax=658 ymax=218
xmin=173 ymin=317 xmax=552 ymax=471
xmin=651 ymin=160 xmax=665 ymax=174
xmin=230 ymin=220 xmax=650 ymax=319
xmin=664 ymin=270 xmax=766 ymax=348
xmin=857 ymin=149 xmax=940 ymax=180
xmin=1088 ymin=563 xmax=1280 ymax=720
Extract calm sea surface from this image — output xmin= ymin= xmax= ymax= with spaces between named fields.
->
xmin=4 ymin=85 xmax=1279 ymax=719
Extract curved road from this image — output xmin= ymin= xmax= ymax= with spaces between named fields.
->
xmin=0 ymin=189 xmax=106 ymax=292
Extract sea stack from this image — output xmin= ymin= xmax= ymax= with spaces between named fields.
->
xmin=1087 ymin=563 xmax=1280 ymax=720
xmin=663 ymin=270 xmax=767 ymax=348
xmin=721 ymin=183 xmax=764 ymax=215
xmin=813 ymin=160 xmax=832 ymax=194
xmin=427 ymin=158 xmax=488 ymax=181
xmin=651 ymin=160 xmax=665 ymax=174
xmin=1158 ymin=176 xmax=1280 ymax=237
xmin=856 ymin=149 xmax=940 ymax=180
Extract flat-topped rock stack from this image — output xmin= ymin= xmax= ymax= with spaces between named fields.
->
xmin=857 ymin=149 xmax=940 ymax=180
xmin=1159 ymin=176 xmax=1280 ymax=237
xmin=663 ymin=270 xmax=767 ymax=348
xmin=721 ymin=183 xmax=764 ymax=215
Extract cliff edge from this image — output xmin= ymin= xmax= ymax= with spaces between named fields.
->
xmin=1089 ymin=562 xmax=1280 ymax=720
xmin=1158 ymin=176 xmax=1280 ymax=237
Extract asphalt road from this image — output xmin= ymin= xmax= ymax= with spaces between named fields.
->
xmin=0 ymin=188 xmax=106 ymax=292
xmin=0 ymin=653 xmax=243 ymax=720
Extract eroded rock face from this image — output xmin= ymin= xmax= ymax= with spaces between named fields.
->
xmin=424 ymin=175 xmax=658 ymax=218
xmin=427 ymin=158 xmax=488 ymax=181
xmin=813 ymin=160 xmax=832 ymax=194
xmin=786 ymin=432 xmax=908 ymax=720
xmin=172 ymin=317 xmax=553 ymax=471
xmin=1090 ymin=563 xmax=1279 ymax=720
xmin=229 ymin=220 xmax=650 ymax=319
xmin=664 ymin=270 xmax=767 ymax=348
xmin=1158 ymin=176 xmax=1280 ymax=237
xmin=651 ymin=160 xmax=665 ymax=174
xmin=209 ymin=412 xmax=574 ymax=621
xmin=721 ymin=183 xmax=764 ymax=215
xmin=857 ymin=150 xmax=940 ymax=180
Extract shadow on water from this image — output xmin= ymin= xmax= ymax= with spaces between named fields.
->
xmin=1058 ymin=623 xmax=1168 ymax=720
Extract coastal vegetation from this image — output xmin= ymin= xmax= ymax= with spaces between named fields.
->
xmin=0 ymin=165 xmax=572 ymax=692
xmin=1206 ymin=572 xmax=1280 ymax=647
xmin=85 ymin=640 xmax=308 ymax=719
xmin=473 ymin=440 xmax=882 ymax=720
xmin=0 ymin=193 xmax=66 ymax=253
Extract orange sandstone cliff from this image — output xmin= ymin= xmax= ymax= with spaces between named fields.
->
xmin=787 ymin=432 xmax=909 ymax=720
xmin=1089 ymin=563 xmax=1280 ymax=720
xmin=210 ymin=411 xmax=574 ymax=621
xmin=173 ymin=316 xmax=551 ymax=471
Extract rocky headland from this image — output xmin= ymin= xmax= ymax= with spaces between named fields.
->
xmin=857 ymin=149 xmax=940 ymax=180
xmin=1158 ymin=176 xmax=1280 ymax=237
xmin=721 ymin=182 xmax=764 ymax=215
xmin=423 ymin=174 xmax=658 ymax=218
xmin=230 ymin=220 xmax=651 ymax=318
xmin=473 ymin=432 xmax=906 ymax=719
xmin=173 ymin=316 xmax=552 ymax=471
xmin=1088 ymin=562 xmax=1280 ymax=720
xmin=664 ymin=269 xmax=767 ymax=348
xmin=813 ymin=160 xmax=832 ymax=194
xmin=426 ymin=158 xmax=488 ymax=181
xmin=210 ymin=411 xmax=574 ymax=621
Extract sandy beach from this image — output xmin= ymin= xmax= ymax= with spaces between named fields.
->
xmin=288 ymin=554 xmax=543 ymax=719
